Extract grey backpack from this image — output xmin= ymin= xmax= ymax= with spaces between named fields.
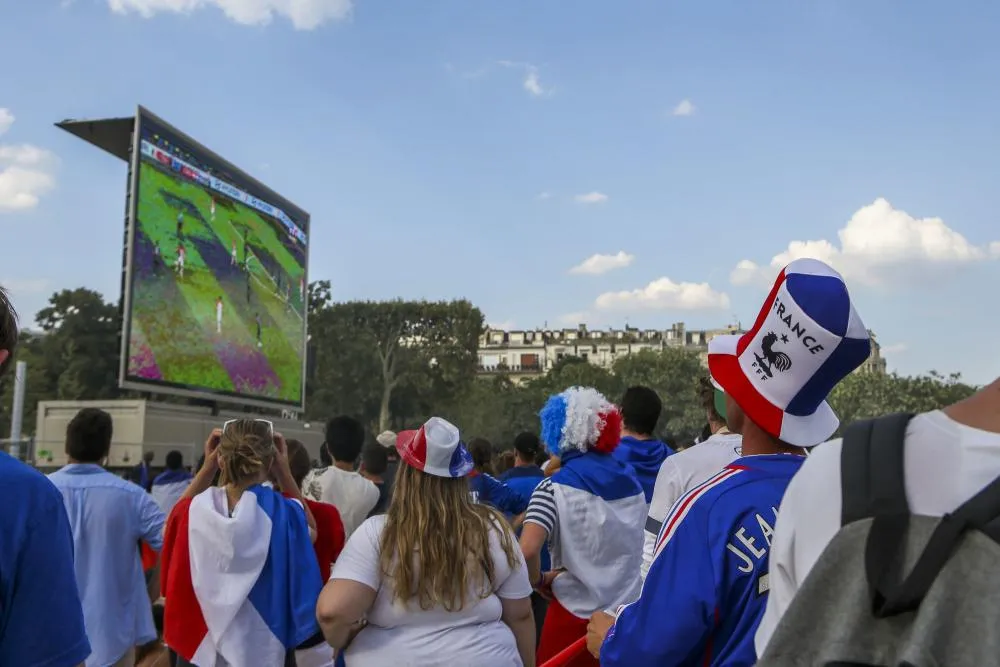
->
xmin=758 ymin=413 xmax=1000 ymax=667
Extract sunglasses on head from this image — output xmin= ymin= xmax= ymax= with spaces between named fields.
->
xmin=222 ymin=418 xmax=274 ymax=437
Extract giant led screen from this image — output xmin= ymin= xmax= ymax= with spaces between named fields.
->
xmin=121 ymin=108 xmax=309 ymax=409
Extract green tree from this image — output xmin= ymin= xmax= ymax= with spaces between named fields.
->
xmin=828 ymin=371 xmax=977 ymax=429
xmin=613 ymin=348 xmax=706 ymax=443
xmin=531 ymin=355 xmax=622 ymax=399
xmin=0 ymin=289 xmax=121 ymax=436
xmin=306 ymin=298 xmax=484 ymax=432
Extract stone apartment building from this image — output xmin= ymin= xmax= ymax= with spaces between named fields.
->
xmin=477 ymin=322 xmax=887 ymax=384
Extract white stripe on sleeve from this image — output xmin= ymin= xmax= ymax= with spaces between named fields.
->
xmin=523 ymin=477 xmax=557 ymax=536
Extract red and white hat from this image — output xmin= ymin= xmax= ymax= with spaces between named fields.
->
xmin=708 ymin=258 xmax=871 ymax=447
xmin=396 ymin=417 xmax=474 ymax=478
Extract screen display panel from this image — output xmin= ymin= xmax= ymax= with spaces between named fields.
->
xmin=121 ymin=108 xmax=309 ymax=410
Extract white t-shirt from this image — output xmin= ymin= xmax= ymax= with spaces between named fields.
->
xmin=331 ymin=515 xmax=532 ymax=667
xmin=641 ymin=431 xmax=743 ymax=579
xmin=755 ymin=410 xmax=1000 ymax=655
xmin=303 ymin=465 xmax=380 ymax=538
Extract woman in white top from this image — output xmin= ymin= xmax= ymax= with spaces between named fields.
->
xmin=317 ymin=416 xmax=536 ymax=667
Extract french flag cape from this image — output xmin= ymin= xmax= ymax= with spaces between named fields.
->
xmin=162 ymin=485 xmax=322 ymax=666
xmin=151 ymin=469 xmax=193 ymax=516
xmin=548 ymin=450 xmax=646 ymax=618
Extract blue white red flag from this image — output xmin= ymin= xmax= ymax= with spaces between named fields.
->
xmin=162 ymin=485 xmax=322 ymax=666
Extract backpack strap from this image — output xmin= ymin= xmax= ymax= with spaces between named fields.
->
xmin=840 ymin=413 xmax=915 ymax=526
xmin=874 ymin=465 xmax=1000 ymax=616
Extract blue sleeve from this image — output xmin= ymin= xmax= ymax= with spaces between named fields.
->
xmin=0 ymin=491 xmax=91 ymax=667
xmin=601 ymin=502 xmax=716 ymax=666
xmin=483 ymin=475 xmax=529 ymax=515
xmin=137 ymin=488 xmax=167 ymax=550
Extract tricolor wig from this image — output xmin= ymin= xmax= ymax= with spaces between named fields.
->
xmin=539 ymin=386 xmax=622 ymax=456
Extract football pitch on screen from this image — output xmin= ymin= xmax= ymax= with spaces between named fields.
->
xmin=127 ymin=160 xmax=306 ymax=403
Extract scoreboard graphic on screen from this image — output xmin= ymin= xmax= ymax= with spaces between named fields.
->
xmin=120 ymin=108 xmax=309 ymax=410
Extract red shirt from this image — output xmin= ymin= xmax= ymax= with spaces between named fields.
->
xmin=284 ymin=493 xmax=345 ymax=582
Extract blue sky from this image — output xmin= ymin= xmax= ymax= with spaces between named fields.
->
xmin=1 ymin=0 xmax=998 ymax=384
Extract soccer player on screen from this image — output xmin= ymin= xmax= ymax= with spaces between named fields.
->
xmin=255 ymin=313 xmax=263 ymax=348
xmin=216 ymin=296 xmax=223 ymax=334
xmin=175 ymin=244 xmax=185 ymax=279
xmin=231 ymin=240 xmax=238 ymax=266
xmin=210 ymin=197 xmax=216 ymax=221
xmin=176 ymin=212 xmax=184 ymax=239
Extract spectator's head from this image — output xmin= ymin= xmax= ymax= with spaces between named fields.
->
xmin=540 ymin=387 xmax=621 ymax=456
xmin=620 ymin=386 xmax=662 ymax=438
xmin=325 ymin=416 xmax=365 ymax=465
xmin=217 ymin=419 xmax=275 ymax=487
xmin=706 ymin=258 xmax=870 ymax=449
xmin=513 ymin=432 xmax=542 ymax=466
xmin=699 ymin=376 xmax=727 ymax=433
xmin=143 ymin=450 xmax=155 ymax=465
xmin=319 ymin=443 xmax=333 ymax=467
xmin=467 ymin=438 xmax=494 ymax=476
xmin=0 ymin=286 xmax=18 ymax=379
xmin=66 ymin=408 xmax=113 ymax=464
xmin=165 ymin=450 xmax=183 ymax=471
xmin=494 ymin=450 xmax=515 ymax=476
xmin=384 ymin=417 xmax=516 ymax=610
xmin=284 ymin=438 xmax=312 ymax=490
xmin=361 ymin=442 xmax=388 ymax=478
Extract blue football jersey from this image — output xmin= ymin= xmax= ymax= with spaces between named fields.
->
xmin=601 ymin=454 xmax=805 ymax=667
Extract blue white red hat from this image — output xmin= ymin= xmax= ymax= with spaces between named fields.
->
xmin=707 ymin=258 xmax=870 ymax=447
xmin=396 ymin=417 xmax=474 ymax=478
xmin=539 ymin=386 xmax=623 ymax=456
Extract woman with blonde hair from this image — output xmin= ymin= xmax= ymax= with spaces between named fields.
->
xmin=317 ymin=417 xmax=536 ymax=666
xmin=161 ymin=419 xmax=324 ymax=667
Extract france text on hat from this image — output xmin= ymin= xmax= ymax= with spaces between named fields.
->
xmin=707 ymin=258 xmax=870 ymax=447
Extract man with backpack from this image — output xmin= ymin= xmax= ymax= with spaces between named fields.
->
xmin=755 ymin=377 xmax=1000 ymax=665
xmin=590 ymin=259 xmax=872 ymax=666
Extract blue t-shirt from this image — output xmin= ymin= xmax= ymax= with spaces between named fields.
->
xmin=602 ymin=454 xmax=804 ymax=667
xmin=0 ymin=452 xmax=90 ymax=666
xmin=500 ymin=465 xmax=551 ymax=572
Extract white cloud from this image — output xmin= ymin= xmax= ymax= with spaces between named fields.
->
xmin=0 ymin=109 xmax=14 ymax=137
xmin=106 ymin=0 xmax=352 ymax=30
xmin=523 ymin=66 xmax=546 ymax=96
xmin=731 ymin=198 xmax=999 ymax=288
xmin=672 ymin=99 xmax=696 ymax=117
xmin=595 ymin=277 xmax=730 ymax=311
xmin=569 ymin=251 xmax=635 ymax=276
xmin=498 ymin=61 xmax=551 ymax=97
xmin=0 ymin=110 xmax=58 ymax=213
xmin=535 ymin=191 xmax=551 ymax=200
xmin=574 ymin=191 xmax=609 ymax=205
xmin=880 ymin=342 xmax=908 ymax=355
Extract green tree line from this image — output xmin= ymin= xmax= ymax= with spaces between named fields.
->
xmin=0 ymin=281 xmax=980 ymax=448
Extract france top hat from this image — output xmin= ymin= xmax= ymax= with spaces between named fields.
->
xmin=707 ymin=258 xmax=870 ymax=447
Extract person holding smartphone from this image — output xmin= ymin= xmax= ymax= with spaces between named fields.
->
xmin=161 ymin=420 xmax=326 ymax=667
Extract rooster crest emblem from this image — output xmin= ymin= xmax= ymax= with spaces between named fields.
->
xmin=753 ymin=331 xmax=792 ymax=379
